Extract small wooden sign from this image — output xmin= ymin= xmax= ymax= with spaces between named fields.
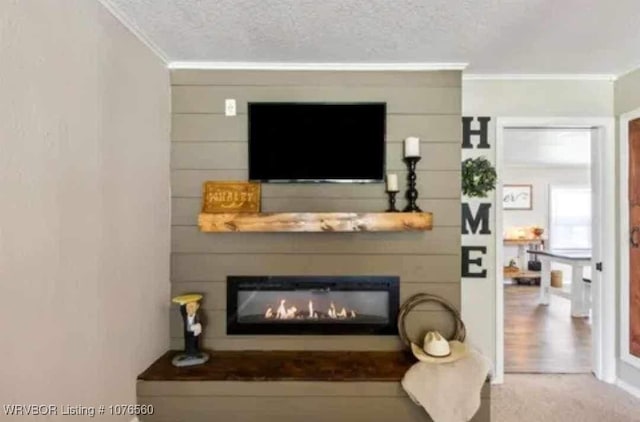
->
xmin=202 ymin=181 xmax=261 ymax=213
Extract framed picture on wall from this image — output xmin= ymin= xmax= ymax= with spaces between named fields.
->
xmin=503 ymin=184 xmax=532 ymax=210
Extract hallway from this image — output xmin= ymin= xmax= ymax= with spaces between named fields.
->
xmin=505 ymin=285 xmax=591 ymax=373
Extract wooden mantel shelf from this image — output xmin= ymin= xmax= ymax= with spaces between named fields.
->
xmin=139 ymin=350 xmax=416 ymax=382
xmin=198 ymin=212 xmax=433 ymax=233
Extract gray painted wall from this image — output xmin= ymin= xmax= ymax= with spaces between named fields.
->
xmin=170 ymin=70 xmax=462 ymax=350
xmin=0 ymin=0 xmax=171 ymax=413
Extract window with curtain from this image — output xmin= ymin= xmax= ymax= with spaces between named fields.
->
xmin=549 ymin=186 xmax=591 ymax=250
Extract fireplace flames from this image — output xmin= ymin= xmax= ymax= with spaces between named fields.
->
xmin=264 ymin=299 xmax=357 ymax=320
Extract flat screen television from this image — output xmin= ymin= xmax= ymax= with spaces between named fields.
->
xmin=248 ymin=102 xmax=386 ymax=183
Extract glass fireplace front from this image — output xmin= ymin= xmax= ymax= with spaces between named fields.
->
xmin=227 ymin=276 xmax=399 ymax=335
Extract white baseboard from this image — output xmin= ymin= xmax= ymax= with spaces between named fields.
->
xmin=616 ymin=378 xmax=640 ymax=399
xmin=491 ymin=372 xmax=504 ymax=385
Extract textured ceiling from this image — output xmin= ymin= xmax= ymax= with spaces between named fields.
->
xmin=105 ymin=0 xmax=640 ymax=74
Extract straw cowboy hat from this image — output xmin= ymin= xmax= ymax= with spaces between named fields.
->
xmin=172 ymin=293 xmax=203 ymax=306
xmin=411 ymin=331 xmax=468 ymax=364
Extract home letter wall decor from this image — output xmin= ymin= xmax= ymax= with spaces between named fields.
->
xmin=461 ymin=117 xmax=493 ymax=279
xmin=462 ymin=203 xmax=491 ymax=235
xmin=462 ymin=246 xmax=488 ymax=278
xmin=462 ymin=117 xmax=491 ymax=149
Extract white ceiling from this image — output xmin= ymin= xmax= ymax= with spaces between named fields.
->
xmin=103 ymin=0 xmax=640 ymax=75
xmin=504 ymin=128 xmax=591 ymax=167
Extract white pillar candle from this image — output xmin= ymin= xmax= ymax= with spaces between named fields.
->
xmin=404 ymin=137 xmax=421 ymax=158
xmin=386 ymin=173 xmax=399 ymax=192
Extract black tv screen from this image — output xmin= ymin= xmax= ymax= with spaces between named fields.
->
xmin=248 ymin=103 xmax=386 ymax=182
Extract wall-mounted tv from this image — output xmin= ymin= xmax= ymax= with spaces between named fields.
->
xmin=248 ymin=102 xmax=386 ymax=183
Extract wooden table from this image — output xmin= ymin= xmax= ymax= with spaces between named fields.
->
xmin=504 ymin=238 xmax=545 ymax=271
xmin=527 ymin=249 xmax=591 ymax=318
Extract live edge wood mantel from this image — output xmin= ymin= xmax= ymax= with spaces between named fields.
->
xmin=198 ymin=212 xmax=433 ymax=233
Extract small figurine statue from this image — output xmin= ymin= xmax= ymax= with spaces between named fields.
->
xmin=171 ymin=294 xmax=210 ymax=367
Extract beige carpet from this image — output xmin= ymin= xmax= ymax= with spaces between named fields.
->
xmin=492 ymin=374 xmax=640 ymax=422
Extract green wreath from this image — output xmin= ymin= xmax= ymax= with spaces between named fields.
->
xmin=462 ymin=157 xmax=497 ymax=198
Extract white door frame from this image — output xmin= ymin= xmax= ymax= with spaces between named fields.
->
xmin=619 ymin=107 xmax=640 ymax=371
xmin=494 ymin=117 xmax=616 ymax=384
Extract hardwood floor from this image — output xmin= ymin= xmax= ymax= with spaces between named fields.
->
xmin=504 ymin=284 xmax=591 ymax=373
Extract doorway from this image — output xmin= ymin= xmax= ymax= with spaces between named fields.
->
xmin=620 ymin=108 xmax=640 ymax=373
xmin=494 ymin=117 xmax=616 ymax=384
xmin=502 ymin=128 xmax=592 ymax=373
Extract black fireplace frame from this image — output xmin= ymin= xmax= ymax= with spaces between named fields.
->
xmin=226 ymin=276 xmax=400 ymax=335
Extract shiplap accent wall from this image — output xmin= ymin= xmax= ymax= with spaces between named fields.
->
xmin=137 ymin=381 xmax=490 ymax=422
xmin=170 ymin=70 xmax=462 ymax=350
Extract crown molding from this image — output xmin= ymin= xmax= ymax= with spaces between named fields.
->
xmin=463 ymin=73 xmax=617 ymax=81
xmin=616 ymin=63 xmax=640 ymax=80
xmin=98 ymin=0 xmax=169 ymax=63
xmin=167 ymin=61 xmax=468 ymax=71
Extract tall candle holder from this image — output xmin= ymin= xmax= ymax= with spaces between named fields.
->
xmin=386 ymin=191 xmax=399 ymax=212
xmin=403 ymin=157 xmax=422 ymax=212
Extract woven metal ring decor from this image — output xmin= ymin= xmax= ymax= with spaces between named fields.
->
xmin=397 ymin=293 xmax=467 ymax=348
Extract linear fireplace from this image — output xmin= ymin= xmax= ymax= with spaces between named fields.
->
xmin=227 ymin=276 xmax=399 ymax=335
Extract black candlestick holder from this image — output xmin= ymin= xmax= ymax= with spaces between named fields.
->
xmin=386 ymin=191 xmax=399 ymax=212
xmin=403 ymin=157 xmax=422 ymax=212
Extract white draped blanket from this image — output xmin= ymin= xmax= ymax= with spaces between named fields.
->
xmin=401 ymin=349 xmax=490 ymax=422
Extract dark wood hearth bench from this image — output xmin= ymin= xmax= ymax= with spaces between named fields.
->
xmin=137 ymin=350 xmax=490 ymax=422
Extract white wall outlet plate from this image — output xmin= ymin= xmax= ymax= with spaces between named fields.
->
xmin=225 ymin=99 xmax=236 ymax=116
